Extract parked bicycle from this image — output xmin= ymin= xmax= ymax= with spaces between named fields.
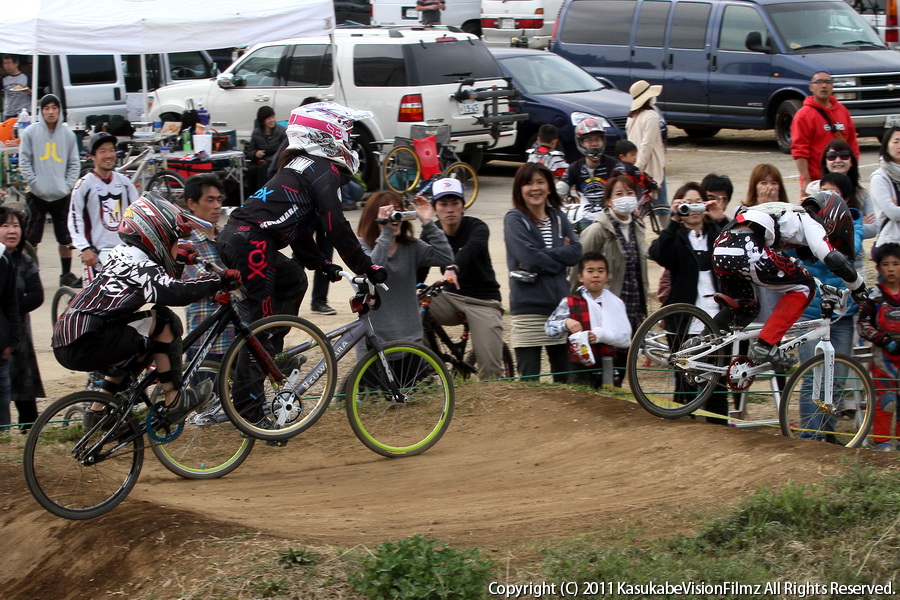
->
xmin=626 ymin=279 xmax=876 ymax=448
xmin=418 ymin=280 xmax=515 ymax=380
xmin=381 ymin=124 xmax=478 ymax=208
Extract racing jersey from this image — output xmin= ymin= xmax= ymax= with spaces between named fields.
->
xmin=226 ymin=154 xmax=372 ymax=273
xmin=556 ymin=155 xmax=620 ymax=220
xmin=68 ymin=171 xmax=139 ymax=252
xmin=52 ymin=244 xmax=221 ymax=348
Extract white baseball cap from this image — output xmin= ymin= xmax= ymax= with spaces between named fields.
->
xmin=431 ymin=178 xmax=464 ymax=201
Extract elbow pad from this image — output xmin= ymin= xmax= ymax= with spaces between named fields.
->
xmin=822 ymin=250 xmax=859 ymax=284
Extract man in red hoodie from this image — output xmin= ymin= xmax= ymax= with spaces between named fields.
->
xmin=791 ymin=70 xmax=859 ymax=194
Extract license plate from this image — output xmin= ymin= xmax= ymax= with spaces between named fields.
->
xmin=886 ymin=114 xmax=900 ymax=127
xmin=501 ymin=18 xmax=515 ymax=29
xmin=458 ymin=101 xmax=480 ymax=115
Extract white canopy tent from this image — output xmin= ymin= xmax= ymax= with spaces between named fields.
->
xmin=0 ymin=0 xmax=335 ymax=119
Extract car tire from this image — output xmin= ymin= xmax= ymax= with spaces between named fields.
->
xmin=774 ymin=98 xmax=802 ymax=154
xmin=352 ymin=127 xmax=377 ymax=189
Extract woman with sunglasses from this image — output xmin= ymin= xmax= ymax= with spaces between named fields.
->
xmin=871 ymin=126 xmax=900 ymax=248
xmin=806 ymin=139 xmax=875 ymax=243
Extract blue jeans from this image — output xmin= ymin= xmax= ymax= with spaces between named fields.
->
xmin=0 ymin=356 xmax=10 ymax=429
xmin=797 ymin=316 xmax=854 ymax=440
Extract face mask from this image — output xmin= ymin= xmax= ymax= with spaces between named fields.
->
xmin=612 ymin=195 xmax=638 ymax=215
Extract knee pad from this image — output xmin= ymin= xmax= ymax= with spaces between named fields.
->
xmin=151 ymin=304 xmax=184 ymax=338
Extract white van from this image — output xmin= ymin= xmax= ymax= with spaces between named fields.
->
xmin=370 ymin=0 xmax=483 ymax=34
xmin=27 ymin=51 xmax=216 ymax=124
xmin=480 ymin=0 xmax=564 ymax=49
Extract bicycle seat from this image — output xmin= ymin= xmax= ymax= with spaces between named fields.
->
xmin=713 ymin=293 xmax=758 ymax=313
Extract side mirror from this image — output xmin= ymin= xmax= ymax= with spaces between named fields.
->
xmin=746 ymin=31 xmax=770 ymax=53
xmin=217 ymin=73 xmax=243 ymax=89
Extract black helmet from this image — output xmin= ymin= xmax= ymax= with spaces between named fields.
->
xmin=802 ymin=190 xmax=854 ymax=259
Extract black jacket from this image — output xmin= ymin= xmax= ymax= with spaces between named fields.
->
xmin=649 ymin=220 xmax=722 ymax=306
xmin=0 ymin=249 xmax=21 ymax=352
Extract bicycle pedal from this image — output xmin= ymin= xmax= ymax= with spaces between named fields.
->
xmin=266 ymin=439 xmax=289 ymax=448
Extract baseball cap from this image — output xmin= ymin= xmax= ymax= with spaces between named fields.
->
xmin=431 ymin=178 xmax=464 ymax=202
xmin=89 ymin=131 xmax=118 ymax=155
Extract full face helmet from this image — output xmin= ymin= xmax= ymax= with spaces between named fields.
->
xmin=285 ymin=102 xmax=373 ymax=174
xmin=801 ymin=190 xmax=855 ymax=259
xmin=118 ymin=192 xmax=210 ymax=276
xmin=574 ymin=117 xmax=607 ymax=161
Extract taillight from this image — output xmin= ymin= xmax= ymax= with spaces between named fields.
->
xmin=887 ymin=0 xmax=899 ymax=44
xmin=516 ymin=19 xmax=544 ymax=28
xmin=482 ymin=18 xmax=499 ymax=28
xmin=551 ymin=12 xmax=561 ymax=44
xmin=398 ymin=94 xmax=424 ymax=122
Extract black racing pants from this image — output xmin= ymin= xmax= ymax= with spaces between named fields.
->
xmin=218 ymin=222 xmax=308 ymax=421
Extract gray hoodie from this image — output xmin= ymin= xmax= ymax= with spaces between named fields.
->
xmin=18 ymin=120 xmax=80 ymax=201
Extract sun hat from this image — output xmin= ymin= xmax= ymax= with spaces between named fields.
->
xmin=431 ymin=177 xmax=464 ymax=202
xmin=629 ymin=80 xmax=662 ymax=111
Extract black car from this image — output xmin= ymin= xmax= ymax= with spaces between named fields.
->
xmin=486 ymin=48 xmax=632 ymax=163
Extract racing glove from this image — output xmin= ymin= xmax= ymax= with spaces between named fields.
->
xmin=176 ymin=243 xmax=199 ymax=265
xmin=220 ymin=269 xmax=242 ymax=290
xmin=319 ymin=261 xmax=343 ymax=283
xmin=366 ymin=264 xmax=388 ymax=284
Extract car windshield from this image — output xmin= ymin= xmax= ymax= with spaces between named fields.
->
xmin=765 ymin=2 xmax=885 ymax=52
xmin=499 ymin=54 xmax=604 ymax=94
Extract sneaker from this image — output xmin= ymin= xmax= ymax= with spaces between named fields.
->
xmin=311 ymin=302 xmax=337 ymax=315
xmin=59 ymin=271 xmax=82 ymax=288
xmin=159 ymin=380 xmax=213 ymax=425
xmin=275 ymin=352 xmax=307 ymax=376
xmin=748 ymin=340 xmax=797 ymax=372
xmin=876 ymin=441 xmax=895 ymax=452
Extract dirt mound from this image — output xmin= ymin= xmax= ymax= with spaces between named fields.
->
xmin=0 ymin=382 xmax=889 ymax=599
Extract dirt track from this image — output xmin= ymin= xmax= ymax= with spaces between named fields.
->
xmin=1 ymin=381 xmax=892 ymax=600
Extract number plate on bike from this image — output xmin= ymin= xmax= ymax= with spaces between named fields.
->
xmin=458 ymin=101 xmax=480 ymax=115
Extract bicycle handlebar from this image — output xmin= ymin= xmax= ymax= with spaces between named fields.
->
xmin=416 ymin=280 xmax=455 ymax=299
xmin=338 ymin=270 xmax=389 ymax=294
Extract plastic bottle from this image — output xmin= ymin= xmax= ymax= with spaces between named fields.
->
xmin=197 ymin=102 xmax=210 ymax=128
xmin=15 ymin=108 xmax=30 ymax=138
xmin=182 ymin=129 xmax=193 ymax=153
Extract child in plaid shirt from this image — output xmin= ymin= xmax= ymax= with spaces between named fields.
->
xmin=857 ymin=242 xmax=900 ymax=451
xmin=545 ymin=252 xmax=631 ymax=387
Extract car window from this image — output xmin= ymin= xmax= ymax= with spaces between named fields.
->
xmin=766 ymin=1 xmax=884 ymax=51
xmin=233 ymin=45 xmax=285 ymax=88
xmin=354 ymin=45 xmax=407 ymax=87
xmin=718 ymin=5 xmax=768 ymax=51
xmin=501 ymin=54 xmax=603 ymax=94
xmin=123 ymin=54 xmax=161 ymax=92
xmin=635 ymin=1 xmax=671 ymax=48
xmin=561 ymin=0 xmax=636 ymax=46
xmin=67 ymin=55 xmax=117 ymax=86
xmin=669 ymin=2 xmax=711 ymax=49
xmin=403 ymin=40 xmax=504 ymax=85
xmin=168 ymin=51 xmax=215 ymax=79
xmin=286 ymin=44 xmax=334 ymax=86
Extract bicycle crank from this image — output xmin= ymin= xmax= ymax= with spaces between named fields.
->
xmin=726 ymin=357 xmax=755 ymax=391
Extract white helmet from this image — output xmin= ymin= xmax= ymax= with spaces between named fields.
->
xmin=286 ymin=102 xmax=373 ymax=174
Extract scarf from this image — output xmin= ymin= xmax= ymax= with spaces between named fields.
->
xmin=879 ymin=157 xmax=900 ymax=184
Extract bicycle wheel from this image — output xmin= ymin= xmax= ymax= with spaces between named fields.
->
xmin=147 ymin=169 xmax=186 ymax=204
xmin=345 ymin=341 xmax=454 ymax=457
xmin=778 ymin=353 xmax=875 ymax=448
xmin=51 ymin=286 xmax=77 ymax=324
xmin=382 ymin=146 xmax=421 ymax=194
xmin=150 ymin=361 xmax=255 ymax=479
xmin=219 ymin=315 xmax=336 ymax=441
xmin=465 ymin=343 xmax=516 ymax=380
xmin=442 ymin=161 xmax=478 ymax=209
xmin=627 ymin=303 xmax=726 ymax=418
xmin=23 ymin=391 xmax=144 ymax=520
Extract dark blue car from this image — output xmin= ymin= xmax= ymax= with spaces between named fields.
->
xmin=486 ymin=47 xmax=632 ymax=163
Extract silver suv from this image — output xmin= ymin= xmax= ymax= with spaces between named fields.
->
xmin=147 ymin=26 xmax=522 ymax=185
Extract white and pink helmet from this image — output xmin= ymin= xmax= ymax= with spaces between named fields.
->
xmin=286 ymin=102 xmax=373 ymax=174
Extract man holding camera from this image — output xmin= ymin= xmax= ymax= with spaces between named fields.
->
xmin=418 ymin=178 xmax=506 ymax=380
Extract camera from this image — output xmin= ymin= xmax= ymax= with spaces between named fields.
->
xmin=377 ymin=211 xmax=418 ymax=224
xmin=676 ymin=203 xmax=706 ymax=216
